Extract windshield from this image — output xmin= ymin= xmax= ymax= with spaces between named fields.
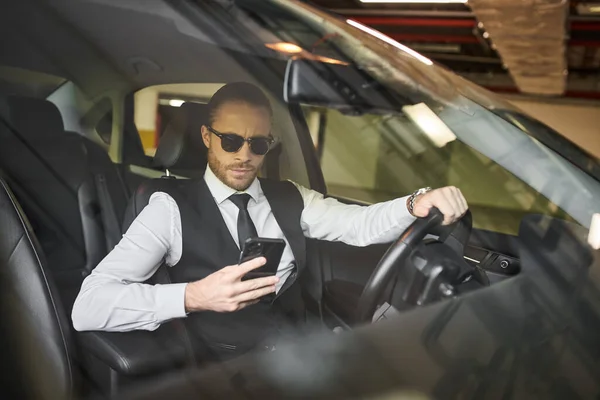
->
xmin=0 ymin=0 xmax=597 ymax=233
xmin=2 ymin=0 xmax=600 ymax=399
xmin=245 ymin=0 xmax=600 ymax=233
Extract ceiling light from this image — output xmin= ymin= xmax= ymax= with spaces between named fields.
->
xmin=403 ymin=103 xmax=456 ymax=148
xmin=168 ymin=99 xmax=185 ymax=107
xmin=588 ymin=213 xmax=600 ymax=249
xmin=346 ymin=19 xmax=433 ymax=65
xmin=266 ymin=42 xmax=347 ymax=64
xmin=576 ymin=3 xmax=600 ymax=14
xmin=359 ymin=0 xmax=467 ymax=3
xmin=305 ymin=55 xmax=349 ymax=65
xmin=265 ymin=42 xmax=303 ymax=54
xmin=409 ymin=43 xmax=461 ymax=53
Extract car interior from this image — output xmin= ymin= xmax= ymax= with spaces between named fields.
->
xmin=0 ymin=84 xmax=522 ymax=399
xmin=0 ymin=1 xmax=527 ymax=399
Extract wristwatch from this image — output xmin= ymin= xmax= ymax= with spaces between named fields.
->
xmin=407 ymin=187 xmax=432 ymax=217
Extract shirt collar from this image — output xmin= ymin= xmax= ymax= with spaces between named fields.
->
xmin=203 ymin=165 xmax=261 ymax=205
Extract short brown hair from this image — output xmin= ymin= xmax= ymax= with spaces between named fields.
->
xmin=207 ymin=82 xmax=272 ymax=125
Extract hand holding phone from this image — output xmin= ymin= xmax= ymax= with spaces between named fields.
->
xmin=238 ymin=237 xmax=286 ymax=281
xmin=184 ymin=257 xmax=279 ymax=313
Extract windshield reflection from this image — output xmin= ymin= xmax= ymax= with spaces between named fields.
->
xmin=261 ymin=0 xmax=600 ymax=228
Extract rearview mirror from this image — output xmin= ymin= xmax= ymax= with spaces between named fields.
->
xmin=283 ymin=59 xmax=413 ymax=114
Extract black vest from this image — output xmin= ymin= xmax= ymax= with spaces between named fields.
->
xmin=155 ymin=177 xmax=307 ymax=352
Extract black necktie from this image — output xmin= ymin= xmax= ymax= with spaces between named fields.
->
xmin=229 ymin=193 xmax=258 ymax=248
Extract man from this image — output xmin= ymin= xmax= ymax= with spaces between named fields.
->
xmin=72 ymin=82 xmax=468 ymax=360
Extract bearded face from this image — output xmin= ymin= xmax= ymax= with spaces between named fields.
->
xmin=201 ymin=101 xmax=271 ymax=190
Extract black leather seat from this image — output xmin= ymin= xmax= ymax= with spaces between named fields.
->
xmin=124 ymin=102 xmax=209 ymax=231
xmin=0 ymin=174 xmax=79 ymax=400
xmin=0 ymin=96 xmax=128 ymax=310
xmin=152 ymin=101 xmax=209 ymax=177
xmin=0 ymin=98 xmax=198 ymax=396
xmin=0 ymin=173 xmax=195 ymax=399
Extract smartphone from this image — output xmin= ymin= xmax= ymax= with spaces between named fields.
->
xmin=238 ymin=237 xmax=286 ymax=281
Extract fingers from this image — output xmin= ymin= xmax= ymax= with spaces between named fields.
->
xmin=236 ymin=299 xmax=261 ymax=310
xmin=234 ymin=257 xmax=267 ymax=277
xmin=234 ymin=284 xmax=277 ymax=303
xmin=454 ymin=187 xmax=468 ymax=216
xmin=438 ymin=188 xmax=459 ymax=225
xmin=420 ymin=186 xmax=468 ymax=225
xmin=234 ymin=274 xmax=279 ymax=294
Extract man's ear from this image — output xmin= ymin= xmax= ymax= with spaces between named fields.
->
xmin=201 ymin=125 xmax=211 ymax=148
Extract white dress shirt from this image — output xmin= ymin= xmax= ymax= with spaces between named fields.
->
xmin=71 ymin=167 xmax=414 ymax=332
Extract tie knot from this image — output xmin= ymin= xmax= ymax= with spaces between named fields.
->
xmin=229 ymin=193 xmax=252 ymax=210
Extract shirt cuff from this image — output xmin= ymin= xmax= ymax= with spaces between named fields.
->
xmin=393 ymin=195 xmax=414 ymax=223
xmin=154 ymin=283 xmax=188 ymax=322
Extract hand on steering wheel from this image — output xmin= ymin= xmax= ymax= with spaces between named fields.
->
xmin=412 ymin=186 xmax=468 ymax=226
xmin=355 ymin=207 xmax=477 ymax=324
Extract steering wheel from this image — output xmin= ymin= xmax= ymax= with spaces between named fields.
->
xmin=355 ymin=208 xmax=481 ymax=324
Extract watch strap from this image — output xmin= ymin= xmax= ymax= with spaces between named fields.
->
xmin=408 ymin=187 xmax=432 ymax=216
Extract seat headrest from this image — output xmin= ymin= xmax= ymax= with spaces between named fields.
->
xmin=153 ymin=102 xmax=209 ymax=171
xmin=5 ymin=96 xmax=65 ymax=140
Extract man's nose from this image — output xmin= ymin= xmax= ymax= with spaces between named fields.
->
xmin=235 ymin=141 xmax=253 ymax=161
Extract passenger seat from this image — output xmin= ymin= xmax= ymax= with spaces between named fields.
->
xmin=0 ymin=96 xmax=128 ymax=310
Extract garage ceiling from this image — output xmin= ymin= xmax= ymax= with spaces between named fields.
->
xmin=309 ymin=0 xmax=600 ymax=99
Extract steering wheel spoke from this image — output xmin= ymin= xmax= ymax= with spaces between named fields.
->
xmin=356 ymin=208 xmax=483 ymax=324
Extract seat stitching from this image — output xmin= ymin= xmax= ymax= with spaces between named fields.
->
xmin=5 ymin=233 xmax=25 ymax=264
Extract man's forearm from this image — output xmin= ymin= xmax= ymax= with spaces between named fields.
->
xmin=344 ymin=195 xmax=415 ymax=246
xmin=295 ymin=182 xmax=416 ymax=247
xmin=71 ymin=192 xmax=186 ymax=332
xmin=71 ymin=274 xmax=187 ymax=332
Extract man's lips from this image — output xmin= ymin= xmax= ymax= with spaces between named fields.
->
xmin=229 ymin=168 xmax=254 ymax=176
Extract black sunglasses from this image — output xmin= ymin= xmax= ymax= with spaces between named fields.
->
xmin=206 ymin=125 xmax=274 ymax=156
